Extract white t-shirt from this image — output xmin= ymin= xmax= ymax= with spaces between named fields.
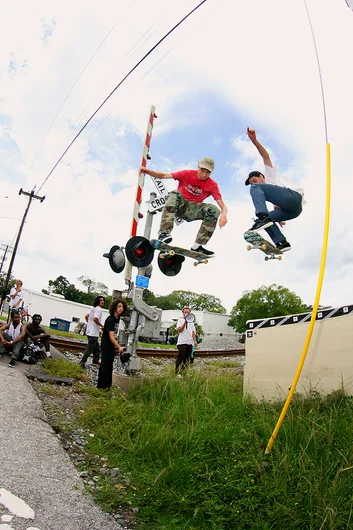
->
xmin=86 ymin=306 xmax=102 ymax=337
xmin=264 ymin=165 xmax=305 ymax=203
xmin=176 ymin=317 xmax=196 ymax=346
xmin=9 ymin=287 xmax=23 ymax=309
xmin=8 ymin=322 xmax=22 ymax=340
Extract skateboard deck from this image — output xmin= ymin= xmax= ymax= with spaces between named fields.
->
xmin=26 ymin=371 xmax=73 ymax=385
xmin=244 ymin=231 xmax=283 ymax=261
xmin=151 ymin=239 xmax=214 ymax=266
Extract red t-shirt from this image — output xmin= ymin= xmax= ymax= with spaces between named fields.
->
xmin=171 ymin=170 xmax=222 ymax=203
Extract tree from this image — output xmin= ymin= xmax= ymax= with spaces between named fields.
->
xmin=42 ymin=275 xmax=83 ymax=303
xmin=0 ymin=272 xmax=15 ymax=294
xmin=42 ymin=275 xmax=112 ymax=307
xmin=152 ymin=290 xmax=227 ymax=313
xmin=228 ymin=284 xmax=308 ymax=333
xmin=142 ymin=289 xmax=158 ymax=306
xmin=77 ymin=275 xmax=109 ymax=296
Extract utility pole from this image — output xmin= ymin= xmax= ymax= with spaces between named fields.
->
xmin=0 ymin=244 xmax=13 ymax=275
xmin=0 ymin=188 xmax=45 ymax=311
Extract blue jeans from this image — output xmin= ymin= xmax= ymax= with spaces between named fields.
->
xmin=250 ymin=184 xmax=302 ymax=244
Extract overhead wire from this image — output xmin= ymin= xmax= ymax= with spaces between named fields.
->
xmin=36 ymin=0 xmax=208 ymax=194
xmin=41 ymin=22 xmax=162 ymax=177
xmin=44 ymin=1 xmax=189 ymax=174
xmin=25 ymin=0 xmax=140 ymax=182
xmin=67 ymin=37 xmax=185 ymax=165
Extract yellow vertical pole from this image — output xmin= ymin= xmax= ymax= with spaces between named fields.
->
xmin=265 ymin=143 xmax=331 ymax=454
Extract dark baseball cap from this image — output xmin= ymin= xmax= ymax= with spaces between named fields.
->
xmin=245 ymin=170 xmax=264 ymax=186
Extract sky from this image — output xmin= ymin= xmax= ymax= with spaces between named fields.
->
xmin=0 ymin=0 xmax=353 ymax=314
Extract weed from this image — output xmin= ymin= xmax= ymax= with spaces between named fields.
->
xmin=36 ymin=368 xmax=353 ymax=529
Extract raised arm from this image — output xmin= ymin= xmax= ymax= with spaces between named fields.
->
xmin=247 ymin=128 xmax=273 ymax=168
xmin=139 ymin=167 xmax=173 ymax=179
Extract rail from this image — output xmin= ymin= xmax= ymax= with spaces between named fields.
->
xmin=50 ymin=337 xmax=245 ymax=357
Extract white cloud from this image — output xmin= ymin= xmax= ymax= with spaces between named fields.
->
xmin=1 ymin=0 xmax=353 ymax=315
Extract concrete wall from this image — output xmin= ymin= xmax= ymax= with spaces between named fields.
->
xmin=243 ymin=305 xmax=353 ymax=401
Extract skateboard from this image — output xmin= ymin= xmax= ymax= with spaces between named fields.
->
xmin=244 ymin=231 xmax=283 ymax=261
xmin=151 ymin=240 xmax=214 ymax=266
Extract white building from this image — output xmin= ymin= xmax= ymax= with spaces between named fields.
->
xmin=4 ymin=287 xmax=235 ymax=338
xmin=3 ymin=287 xmax=110 ymax=331
xmin=161 ymin=310 xmax=236 ymax=338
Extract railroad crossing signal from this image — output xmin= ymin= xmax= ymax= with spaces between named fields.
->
xmin=157 ymin=252 xmax=185 ymax=277
xmin=125 ymin=236 xmax=155 ymax=268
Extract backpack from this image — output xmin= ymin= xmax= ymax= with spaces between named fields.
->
xmin=18 ymin=342 xmax=40 ymax=364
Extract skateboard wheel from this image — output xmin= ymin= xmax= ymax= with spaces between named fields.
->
xmin=160 ymin=253 xmax=166 ymax=259
xmin=168 ymin=250 xmax=175 ymax=256
xmin=278 ymin=256 xmax=282 ymax=261
xmin=203 ymin=259 xmax=208 ymax=264
xmin=264 ymin=256 xmax=269 ymax=261
xmin=247 ymin=245 xmax=252 ymax=251
xmin=261 ymin=243 xmax=267 ymax=251
xmin=193 ymin=262 xmax=198 ymax=267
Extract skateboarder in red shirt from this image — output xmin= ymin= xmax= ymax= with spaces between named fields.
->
xmin=140 ymin=157 xmax=227 ymax=256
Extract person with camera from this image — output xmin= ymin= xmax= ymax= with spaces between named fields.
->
xmin=97 ymin=299 xmax=129 ymax=389
xmin=175 ymin=307 xmax=197 ymax=376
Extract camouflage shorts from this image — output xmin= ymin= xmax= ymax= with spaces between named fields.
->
xmin=159 ymin=191 xmax=220 ymax=245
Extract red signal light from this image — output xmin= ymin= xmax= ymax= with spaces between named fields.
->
xmin=134 ymin=246 xmax=147 ymax=258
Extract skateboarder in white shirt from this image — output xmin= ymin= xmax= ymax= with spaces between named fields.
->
xmin=245 ymin=128 xmax=305 ymax=252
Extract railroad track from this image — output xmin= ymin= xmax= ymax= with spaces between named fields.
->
xmin=50 ymin=337 xmax=245 ymax=357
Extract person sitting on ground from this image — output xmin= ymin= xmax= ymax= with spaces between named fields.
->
xmin=245 ymin=128 xmax=305 ymax=252
xmin=79 ymin=295 xmax=105 ymax=368
xmin=0 ymin=309 xmax=26 ymax=367
xmin=25 ymin=314 xmax=52 ymax=358
xmin=140 ymin=157 xmax=228 ymax=256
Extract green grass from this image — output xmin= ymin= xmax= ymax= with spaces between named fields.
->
xmin=43 ymin=326 xmax=88 ymax=340
xmin=138 ymin=341 xmax=176 ymax=349
xmin=42 ymin=358 xmax=87 ymax=381
xmin=65 ymin=371 xmax=353 ymax=530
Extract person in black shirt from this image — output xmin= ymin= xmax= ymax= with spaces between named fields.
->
xmin=97 ymin=299 xmax=129 ymax=389
xmin=26 ymin=314 xmax=52 ymax=357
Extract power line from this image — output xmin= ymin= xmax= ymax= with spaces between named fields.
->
xmin=36 ymin=0 xmax=208 ymax=193
xmin=67 ymin=37 xmax=184 ymax=165
xmin=0 ymin=189 xmax=45 ymax=310
xmin=25 ymin=0 xmax=140 ymax=182
xmin=42 ymin=21 xmax=157 ymax=176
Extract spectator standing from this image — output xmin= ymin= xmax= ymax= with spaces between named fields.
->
xmin=26 ymin=314 xmax=52 ymax=358
xmin=97 ymin=299 xmax=128 ymax=389
xmin=176 ymin=307 xmax=197 ymax=375
xmin=9 ymin=280 xmax=23 ymax=310
xmin=79 ymin=296 xmax=105 ymax=368
xmin=0 ymin=309 xmax=26 ymax=367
